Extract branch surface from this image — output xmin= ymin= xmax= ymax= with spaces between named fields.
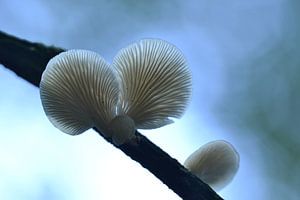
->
xmin=0 ymin=30 xmax=223 ymax=200
xmin=0 ymin=31 xmax=63 ymax=86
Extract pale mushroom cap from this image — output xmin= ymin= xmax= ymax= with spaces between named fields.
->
xmin=113 ymin=39 xmax=191 ymax=129
xmin=40 ymin=39 xmax=191 ymax=141
xmin=40 ymin=50 xmax=119 ymax=135
xmin=184 ymin=140 xmax=239 ymax=191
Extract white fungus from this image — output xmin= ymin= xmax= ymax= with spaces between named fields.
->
xmin=40 ymin=39 xmax=191 ymax=145
xmin=113 ymin=39 xmax=191 ymax=129
xmin=40 ymin=50 xmax=119 ymax=136
xmin=184 ymin=140 xmax=240 ymax=191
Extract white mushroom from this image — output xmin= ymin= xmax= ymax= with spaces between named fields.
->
xmin=184 ymin=140 xmax=239 ymax=191
xmin=113 ymin=39 xmax=191 ymax=129
xmin=40 ymin=39 xmax=191 ymax=145
xmin=40 ymin=50 xmax=119 ymax=136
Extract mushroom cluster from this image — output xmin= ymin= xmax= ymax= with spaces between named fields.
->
xmin=40 ymin=39 xmax=191 ymax=145
xmin=40 ymin=38 xmax=239 ymax=191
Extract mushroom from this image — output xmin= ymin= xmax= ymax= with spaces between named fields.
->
xmin=184 ymin=140 xmax=240 ymax=191
xmin=40 ymin=39 xmax=191 ymax=145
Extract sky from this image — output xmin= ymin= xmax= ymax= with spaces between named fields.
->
xmin=0 ymin=0 xmax=297 ymax=199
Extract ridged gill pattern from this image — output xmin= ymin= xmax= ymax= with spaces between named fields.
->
xmin=112 ymin=39 xmax=191 ymax=129
xmin=40 ymin=50 xmax=119 ymax=135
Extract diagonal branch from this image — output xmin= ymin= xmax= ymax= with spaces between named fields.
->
xmin=0 ymin=31 xmax=64 ymax=86
xmin=0 ymin=30 xmax=223 ymax=200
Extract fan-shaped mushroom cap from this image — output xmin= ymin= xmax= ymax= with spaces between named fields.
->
xmin=184 ymin=140 xmax=239 ymax=191
xmin=40 ymin=50 xmax=119 ymax=136
xmin=113 ymin=39 xmax=191 ymax=129
xmin=40 ymin=39 xmax=191 ymax=145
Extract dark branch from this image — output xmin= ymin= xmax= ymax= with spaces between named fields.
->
xmin=0 ymin=30 xmax=223 ymax=200
xmin=0 ymin=31 xmax=63 ymax=86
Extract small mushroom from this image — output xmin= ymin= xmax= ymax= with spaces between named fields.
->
xmin=184 ymin=140 xmax=239 ymax=191
xmin=40 ymin=39 xmax=191 ymax=145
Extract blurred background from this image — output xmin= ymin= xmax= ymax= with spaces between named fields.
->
xmin=0 ymin=0 xmax=299 ymax=199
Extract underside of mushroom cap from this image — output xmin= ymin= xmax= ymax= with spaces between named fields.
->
xmin=112 ymin=39 xmax=192 ymax=129
xmin=40 ymin=50 xmax=119 ymax=135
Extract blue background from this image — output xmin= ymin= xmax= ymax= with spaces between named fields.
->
xmin=1 ymin=0 xmax=299 ymax=199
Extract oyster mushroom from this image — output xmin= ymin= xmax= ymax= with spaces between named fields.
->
xmin=184 ymin=140 xmax=240 ymax=191
xmin=40 ymin=39 xmax=191 ymax=145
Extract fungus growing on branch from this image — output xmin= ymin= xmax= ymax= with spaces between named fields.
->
xmin=40 ymin=39 xmax=191 ymax=146
xmin=184 ymin=140 xmax=240 ymax=191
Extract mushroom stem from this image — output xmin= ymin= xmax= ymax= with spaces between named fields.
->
xmin=107 ymin=115 xmax=136 ymax=146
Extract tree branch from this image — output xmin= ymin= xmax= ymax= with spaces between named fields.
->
xmin=0 ymin=31 xmax=63 ymax=86
xmin=0 ymin=30 xmax=223 ymax=200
